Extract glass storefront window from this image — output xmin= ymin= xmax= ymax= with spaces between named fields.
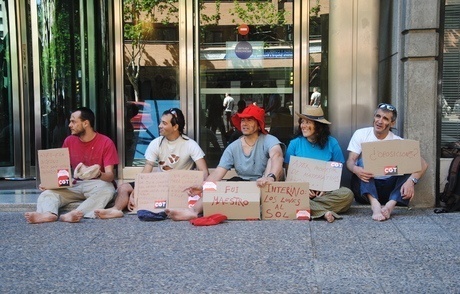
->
xmin=37 ymin=1 xmax=83 ymax=150
xmin=0 ymin=1 xmax=13 ymax=167
xmin=198 ymin=1 xmax=294 ymax=167
xmin=35 ymin=0 xmax=112 ymax=152
xmin=123 ymin=0 xmax=180 ymax=167
xmin=309 ymin=0 xmax=327 ymax=110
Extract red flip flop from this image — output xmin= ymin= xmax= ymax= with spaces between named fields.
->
xmin=190 ymin=214 xmax=227 ymax=226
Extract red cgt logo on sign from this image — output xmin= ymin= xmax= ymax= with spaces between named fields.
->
xmin=154 ymin=200 xmax=167 ymax=209
xmin=384 ymin=166 xmax=398 ymax=175
xmin=57 ymin=169 xmax=70 ymax=187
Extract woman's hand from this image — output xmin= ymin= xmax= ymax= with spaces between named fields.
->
xmin=309 ymin=190 xmax=324 ymax=199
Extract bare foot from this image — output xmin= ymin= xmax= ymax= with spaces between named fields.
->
xmin=381 ymin=200 xmax=397 ymax=220
xmin=24 ymin=212 xmax=58 ymax=224
xmin=381 ymin=206 xmax=392 ymax=220
xmin=94 ymin=208 xmax=124 ymax=219
xmin=59 ymin=210 xmax=84 ymax=223
xmin=165 ymin=208 xmax=198 ymax=221
xmin=371 ymin=201 xmax=386 ymax=221
xmin=324 ymin=211 xmax=335 ymax=223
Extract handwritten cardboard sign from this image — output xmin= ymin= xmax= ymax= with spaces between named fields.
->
xmin=134 ymin=170 xmax=204 ymax=213
xmin=261 ymin=182 xmax=310 ymax=220
xmin=361 ymin=139 xmax=421 ymax=176
xmin=286 ymin=156 xmax=343 ymax=191
xmin=203 ymin=181 xmax=260 ymax=220
xmin=38 ymin=148 xmax=72 ymax=189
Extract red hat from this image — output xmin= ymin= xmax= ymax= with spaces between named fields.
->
xmin=231 ymin=104 xmax=268 ymax=134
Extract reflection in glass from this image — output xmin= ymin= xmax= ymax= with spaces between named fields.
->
xmin=36 ymin=1 xmax=83 ymax=150
xmin=123 ymin=0 xmax=180 ymax=166
xmin=0 ymin=1 xmax=13 ymax=166
xmin=309 ymin=0 xmax=328 ymax=111
xmin=198 ymin=1 xmax=294 ymax=167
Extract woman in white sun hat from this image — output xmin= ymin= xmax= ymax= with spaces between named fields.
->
xmin=284 ymin=106 xmax=353 ymax=222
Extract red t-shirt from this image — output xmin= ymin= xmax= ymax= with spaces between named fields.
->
xmin=62 ymin=133 xmax=119 ymax=172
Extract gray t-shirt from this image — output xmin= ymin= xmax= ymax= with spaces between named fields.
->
xmin=218 ymin=134 xmax=282 ymax=180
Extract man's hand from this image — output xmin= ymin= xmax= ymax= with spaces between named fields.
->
xmin=401 ymin=179 xmax=416 ymax=201
xmin=256 ymin=176 xmax=275 ymax=188
xmin=183 ymin=185 xmax=204 ymax=196
xmin=353 ymin=166 xmax=374 ymax=183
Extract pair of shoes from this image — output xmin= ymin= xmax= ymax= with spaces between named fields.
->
xmin=190 ymin=214 xmax=227 ymax=226
xmin=137 ymin=210 xmax=168 ymax=221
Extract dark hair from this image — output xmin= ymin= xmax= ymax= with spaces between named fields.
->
xmin=74 ymin=107 xmax=95 ymax=128
xmin=237 ymin=100 xmax=246 ymax=113
xmin=159 ymin=108 xmax=188 ymax=145
xmin=162 ymin=108 xmax=185 ymax=134
xmin=296 ymin=117 xmax=330 ymax=149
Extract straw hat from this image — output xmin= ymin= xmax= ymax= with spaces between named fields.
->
xmin=231 ymin=104 xmax=268 ymax=134
xmin=296 ymin=106 xmax=331 ymax=125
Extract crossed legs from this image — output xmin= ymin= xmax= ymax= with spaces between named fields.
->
xmin=94 ymin=182 xmax=133 ymax=219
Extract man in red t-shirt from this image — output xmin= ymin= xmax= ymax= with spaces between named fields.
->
xmin=25 ymin=107 xmax=119 ymax=224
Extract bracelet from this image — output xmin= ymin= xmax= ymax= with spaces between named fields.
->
xmin=266 ymin=173 xmax=277 ymax=181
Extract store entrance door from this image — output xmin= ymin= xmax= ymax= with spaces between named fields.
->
xmin=196 ymin=1 xmax=299 ymax=167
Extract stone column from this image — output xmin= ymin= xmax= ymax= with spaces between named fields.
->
xmin=399 ymin=0 xmax=440 ymax=207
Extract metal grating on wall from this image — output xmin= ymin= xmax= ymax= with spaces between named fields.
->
xmin=441 ymin=1 xmax=460 ymax=147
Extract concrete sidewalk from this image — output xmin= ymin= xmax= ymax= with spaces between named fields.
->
xmin=1 ymin=206 xmax=459 ymax=293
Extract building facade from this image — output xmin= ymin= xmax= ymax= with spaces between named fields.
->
xmin=1 ymin=0 xmax=459 ymax=208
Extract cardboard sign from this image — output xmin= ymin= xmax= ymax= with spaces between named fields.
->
xmin=203 ymin=181 xmax=260 ymax=220
xmin=134 ymin=170 xmax=204 ymax=213
xmin=286 ymin=156 xmax=343 ymax=191
xmin=261 ymin=182 xmax=310 ymax=220
xmin=361 ymin=139 xmax=421 ymax=176
xmin=38 ymin=148 xmax=72 ymax=189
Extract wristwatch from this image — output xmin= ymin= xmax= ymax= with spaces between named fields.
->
xmin=410 ymin=177 xmax=418 ymax=185
xmin=266 ymin=173 xmax=277 ymax=181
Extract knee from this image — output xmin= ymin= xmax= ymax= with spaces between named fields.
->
xmin=116 ymin=183 xmax=133 ymax=195
xmin=38 ymin=191 xmax=58 ymax=201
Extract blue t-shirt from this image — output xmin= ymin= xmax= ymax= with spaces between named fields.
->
xmin=218 ymin=134 xmax=282 ymax=180
xmin=284 ymin=135 xmax=345 ymax=164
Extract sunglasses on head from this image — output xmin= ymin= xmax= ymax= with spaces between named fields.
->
xmin=378 ymin=103 xmax=396 ymax=112
xmin=168 ymin=108 xmax=178 ymax=118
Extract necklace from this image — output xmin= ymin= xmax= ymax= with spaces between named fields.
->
xmin=243 ymin=137 xmax=255 ymax=147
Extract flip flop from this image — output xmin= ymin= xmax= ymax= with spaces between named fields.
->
xmin=190 ymin=214 xmax=227 ymax=226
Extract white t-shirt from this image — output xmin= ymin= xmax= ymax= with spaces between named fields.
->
xmin=347 ymin=127 xmax=403 ymax=156
xmin=347 ymin=127 xmax=402 ymax=179
xmin=223 ymin=96 xmax=235 ymax=113
xmin=310 ymin=92 xmax=321 ymax=106
xmin=145 ymin=135 xmax=205 ymax=172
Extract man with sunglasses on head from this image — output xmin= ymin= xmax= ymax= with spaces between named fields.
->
xmin=94 ymin=108 xmax=209 ymax=219
xmin=346 ymin=103 xmax=428 ymax=221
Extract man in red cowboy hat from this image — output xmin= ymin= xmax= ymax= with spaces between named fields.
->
xmin=166 ymin=104 xmax=285 ymax=221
